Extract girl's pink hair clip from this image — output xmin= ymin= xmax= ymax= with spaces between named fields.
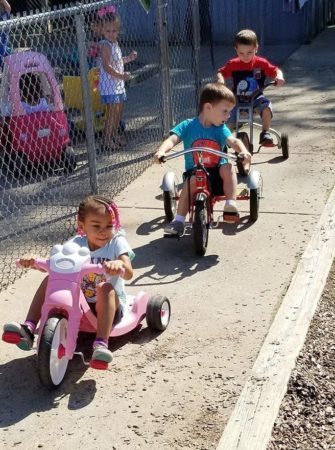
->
xmin=107 ymin=202 xmax=121 ymax=231
xmin=98 ymin=5 xmax=117 ymax=17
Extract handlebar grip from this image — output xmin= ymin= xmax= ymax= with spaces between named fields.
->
xmin=159 ymin=156 xmax=166 ymax=163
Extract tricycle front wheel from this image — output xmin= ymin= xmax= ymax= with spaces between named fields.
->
xmin=37 ymin=314 xmax=69 ymax=389
xmin=193 ymin=199 xmax=209 ymax=256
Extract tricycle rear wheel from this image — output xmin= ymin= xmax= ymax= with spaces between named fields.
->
xmin=281 ymin=133 xmax=289 ymax=159
xmin=146 ymin=295 xmax=171 ymax=331
xmin=249 ymin=188 xmax=259 ymax=222
xmin=37 ymin=314 xmax=69 ymax=389
xmin=163 ymin=190 xmax=177 ymax=223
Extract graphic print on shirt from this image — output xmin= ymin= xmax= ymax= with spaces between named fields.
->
xmin=192 ymin=139 xmax=222 ymax=167
xmin=81 ymin=256 xmax=109 ymax=302
xmin=237 ymin=76 xmax=259 ymax=97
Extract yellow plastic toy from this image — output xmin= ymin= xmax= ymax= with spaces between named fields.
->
xmin=63 ymin=68 xmax=105 ymax=132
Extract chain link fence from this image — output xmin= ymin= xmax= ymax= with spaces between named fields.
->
xmin=0 ymin=0 xmax=335 ymax=291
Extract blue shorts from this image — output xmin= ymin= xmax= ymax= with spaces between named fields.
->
xmin=227 ymin=95 xmax=272 ymax=124
xmin=100 ymin=93 xmax=127 ymax=105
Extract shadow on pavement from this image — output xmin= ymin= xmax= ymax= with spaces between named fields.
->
xmin=0 ymin=352 xmax=96 ymax=426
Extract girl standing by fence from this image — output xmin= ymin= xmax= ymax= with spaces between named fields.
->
xmin=98 ymin=6 xmax=137 ymax=151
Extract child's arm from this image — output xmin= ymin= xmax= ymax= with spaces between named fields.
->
xmin=216 ymin=71 xmax=225 ymax=84
xmin=1 ymin=0 xmax=11 ymax=13
xmin=18 ymin=256 xmax=47 ymax=272
xmin=100 ymin=43 xmax=130 ymax=81
xmin=226 ymin=136 xmax=251 ymax=161
xmin=103 ymin=254 xmax=133 ymax=281
xmin=123 ymin=50 xmax=137 ymax=64
xmin=274 ymin=68 xmax=285 ymax=87
xmin=154 ymin=134 xmax=181 ymax=163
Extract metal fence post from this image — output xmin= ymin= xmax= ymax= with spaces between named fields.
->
xmin=75 ymin=11 xmax=98 ymax=194
xmin=156 ymin=0 xmax=172 ymax=135
xmin=191 ymin=0 xmax=201 ymax=108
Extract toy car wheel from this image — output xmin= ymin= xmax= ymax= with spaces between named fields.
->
xmin=2 ymin=153 xmax=29 ymax=179
xmin=281 ymin=133 xmax=289 ymax=159
xmin=193 ymin=199 xmax=209 ymax=256
xmin=37 ymin=314 xmax=69 ymax=389
xmin=61 ymin=147 xmax=77 ymax=175
xmin=249 ymin=188 xmax=260 ymax=222
xmin=146 ymin=295 xmax=171 ymax=331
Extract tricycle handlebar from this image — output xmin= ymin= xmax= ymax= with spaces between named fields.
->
xmin=237 ymin=80 xmax=276 ymax=103
xmin=159 ymin=147 xmax=242 ymax=163
xmin=16 ymin=259 xmax=125 ymax=278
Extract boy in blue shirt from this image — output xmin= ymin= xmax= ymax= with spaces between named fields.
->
xmin=154 ymin=82 xmax=251 ymax=235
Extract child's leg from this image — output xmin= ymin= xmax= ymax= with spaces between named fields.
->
xmin=261 ymin=106 xmax=272 ymax=131
xmin=25 ymin=276 xmax=48 ymax=324
xmin=220 ymin=163 xmax=239 ymax=223
xmin=104 ymin=103 xmax=123 ymax=146
xmin=219 ymin=163 xmax=237 ymax=201
xmin=176 ymin=176 xmax=196 ymax=217
xmin=259 ymin=103 xmax=274 ymax=144
xmin=2 ymin=276 xmax=48 ymax=350
xmin=95 ymin=282 xmax=118 ymax=340
xmin=90 ymin=282 xmax=117 ymax=365
xmin=164 ymin=176 xmax=196 ymax=235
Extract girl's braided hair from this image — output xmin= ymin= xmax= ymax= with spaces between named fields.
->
xmin=77 ymin=195 xmax=121 ymax=232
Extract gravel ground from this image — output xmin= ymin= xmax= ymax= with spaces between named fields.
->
xmin=268 ymin=263 xmax=335 ymax=450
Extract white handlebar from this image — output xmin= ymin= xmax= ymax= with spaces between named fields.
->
xmin=160 ymin=147 xmax=241 ymax=163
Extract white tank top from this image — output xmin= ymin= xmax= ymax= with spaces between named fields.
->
xmin=99 ymin=40 xmax=125 ymax=96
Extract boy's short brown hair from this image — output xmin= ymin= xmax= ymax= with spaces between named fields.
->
xmin=199 ymin=83 xmax=235 ymax=112
xmin=234 ymin=29 xmax=258 ymax=48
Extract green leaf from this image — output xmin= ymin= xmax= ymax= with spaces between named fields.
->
xmin=138 ymin=0 xmax=151 ymax=13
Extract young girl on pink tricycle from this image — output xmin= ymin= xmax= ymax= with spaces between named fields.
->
xmin=2 ymin=195 xmax=170 ymax=389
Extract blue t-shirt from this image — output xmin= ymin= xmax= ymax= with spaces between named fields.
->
xmin=171 ymin=117 xmax=232 ymax=171
xmin=68 ymin=231 xmax=134 ymax=307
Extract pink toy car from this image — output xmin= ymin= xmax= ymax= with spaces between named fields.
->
xmin=0 ymin=51 xmax=76 ymax=176
xmin=2 ymin=241 xmax=171 ymax=389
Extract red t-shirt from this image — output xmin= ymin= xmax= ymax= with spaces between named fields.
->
xmin=218 ymin=56 xmax=278 ymax=95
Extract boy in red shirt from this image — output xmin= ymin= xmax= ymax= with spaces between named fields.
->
xmin=217 ymin=29 xmax=285 ymax=145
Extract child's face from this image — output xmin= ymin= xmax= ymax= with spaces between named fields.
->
xmin=102 ymin=21 xmax=120 ymax=42
xmin=79 ymin=208 xmax=114 ymax=251
xmin=205 ymin=99 xmax=235 ymax=126
xmin=235 ymin=44 xmax=258 ymax=64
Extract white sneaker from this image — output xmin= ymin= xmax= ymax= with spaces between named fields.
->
xmin=164 ymin=220 xmax=185 ymax=235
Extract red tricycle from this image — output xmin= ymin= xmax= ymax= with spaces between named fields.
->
xmin=0 ymin=51 xmax=76 ymax=177
xmin=160 ymin=147 xmax=262 ymax=256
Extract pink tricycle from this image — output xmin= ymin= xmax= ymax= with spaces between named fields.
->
xmin=0 ymin=51 xmax=76 ymax=176
xmin=3 ymin=241 xmax=170 ymax=389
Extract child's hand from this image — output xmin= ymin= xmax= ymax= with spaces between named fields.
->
xmin=239 ymin=151 xmax=252 ymax=162
xmin=275 ymin=77 xmax=285 ymax=87
xmin=154 ymin=150 xmax=166 ymax=164
xmin=19 ymin=256 xmax=36 ymax=269
xmin=103 ymin=260 xmax=124 ymax=276
xmin=129 ymin=50 xmax=137 ymax=62
xmin=123 ymin=72 xmax=131 ymax=81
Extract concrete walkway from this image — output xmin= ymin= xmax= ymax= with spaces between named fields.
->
xmin=0 ymin=27 xmax=335 ymax=450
